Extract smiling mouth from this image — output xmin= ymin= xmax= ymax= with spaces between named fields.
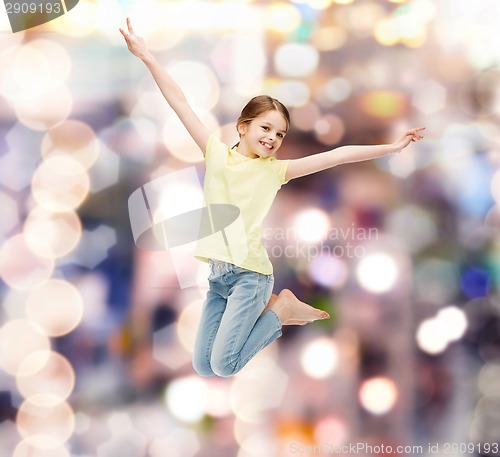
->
xmin=260 ymin=141 xmax=273 ymax=150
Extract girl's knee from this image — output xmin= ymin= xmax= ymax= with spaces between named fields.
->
xmin=210 ymin=346 xmax=242 ymax=377
xmin=192 ymin=351 xmax=237 ymax=377
xmin=192 ymin=356 xmax=215 ymax=377
xmin=210 ymin=357 xmax=237 ymax=378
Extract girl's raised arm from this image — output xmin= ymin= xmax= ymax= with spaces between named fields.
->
xmin=119 ymin=18 xmax=210 ymax=155
xmin=285 ymin=127 xmax=425 ymax=181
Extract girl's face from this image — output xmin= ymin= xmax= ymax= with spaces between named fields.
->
xmin=237 ymin=110 xmax=288 ymax=159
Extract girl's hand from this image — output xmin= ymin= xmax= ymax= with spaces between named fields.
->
xmin=119 ymin=18 xmax=149 ymax=60
xmin=392 ymin=127 xmax=425 ymax=152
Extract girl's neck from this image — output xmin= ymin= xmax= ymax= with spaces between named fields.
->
xmin=235 ymin=140 xmax=259 ymax=159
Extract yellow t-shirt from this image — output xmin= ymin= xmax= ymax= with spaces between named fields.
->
xmin=194 ymin=134 xmax=290 ymax=274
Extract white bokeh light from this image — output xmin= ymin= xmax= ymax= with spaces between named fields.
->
xmin=265 ymin=3 xmax=302 ymax=33
xmin=165 ymin=376 xmax=208 ymax=423
xmin=300 ymin=337 xmax=339 ymax=379
xmin=416 ymin=318 xmax=449 ymax=355
xmin=274 ymin=43 xmax=319 ymax=78
xmin=356 ymin=253 xmax=398 ymax=293
xmin=436 ymin=306 xmax=468 ymax=342
xmin=359 ymin=377 xmax=398 ymax=415
xmin=156 ymin=182 xmax=205 ymax=224
xmin=416 ymin=306 xmax=467 ymax=355
xmin=167 ymin=61 xmax=220 ymax=111
xmin=292 ymin=208 xmax=330 ymax=243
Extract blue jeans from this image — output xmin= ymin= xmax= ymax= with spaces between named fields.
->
xmin=192 ymin=260 xmax=283 ymax=377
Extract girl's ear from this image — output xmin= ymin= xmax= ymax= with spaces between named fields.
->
xmin=237 ymin=122 xmax=248 ymax=136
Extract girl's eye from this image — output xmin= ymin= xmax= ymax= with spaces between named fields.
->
xmin=277 ymin=133 xmax=284 ymax=138
xmin=261 ymin=126 xmax=269 ymax=131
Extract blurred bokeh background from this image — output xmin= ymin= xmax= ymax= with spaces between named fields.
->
xmin=1 ymin=0 xmax=500 ymax=456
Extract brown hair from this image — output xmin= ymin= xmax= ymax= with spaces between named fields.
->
xmin=233 ymin=95 xmax=290 ymax=147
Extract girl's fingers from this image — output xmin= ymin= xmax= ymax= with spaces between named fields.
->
xmin=127 ymin=17 xmax=135 ymax=35
xmin=414 ymin=127 xmax=425 ymax=139
xmin=407 ymin=127 xmax=425 ymax=140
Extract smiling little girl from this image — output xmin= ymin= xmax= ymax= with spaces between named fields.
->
xmin=120 ymin=18 xmax=424 ymax=377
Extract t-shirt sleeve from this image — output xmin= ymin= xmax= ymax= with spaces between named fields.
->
xmin=204 ymin=133 xmax=216 ymax=159
xmin=273 ymin=159 xmax=290 ymax=185
xmin=205 ymin=133 xmax=229 ymax=161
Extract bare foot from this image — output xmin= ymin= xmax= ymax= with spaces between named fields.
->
xmin=267 ymin=289 xmax=330 ymax=325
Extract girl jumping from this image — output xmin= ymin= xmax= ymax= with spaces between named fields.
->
xmin=120 ymin=18 xmax=424 ymax=378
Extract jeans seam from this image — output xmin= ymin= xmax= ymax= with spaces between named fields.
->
xmin=238 ymin=279 xmax=277 ymax=368
xmin=228 ymin=273 xmax=265 ymax=369
xmin=203 ymin=288 xmax=224 ymax=372
xmin=266 ymin=308 xmax=283 ymax=327
xmin=240 ymin=327 xmax=282 ymax=368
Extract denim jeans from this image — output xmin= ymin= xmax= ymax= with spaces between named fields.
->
xmin=192 ymin=260 xmax=283 ymax=377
